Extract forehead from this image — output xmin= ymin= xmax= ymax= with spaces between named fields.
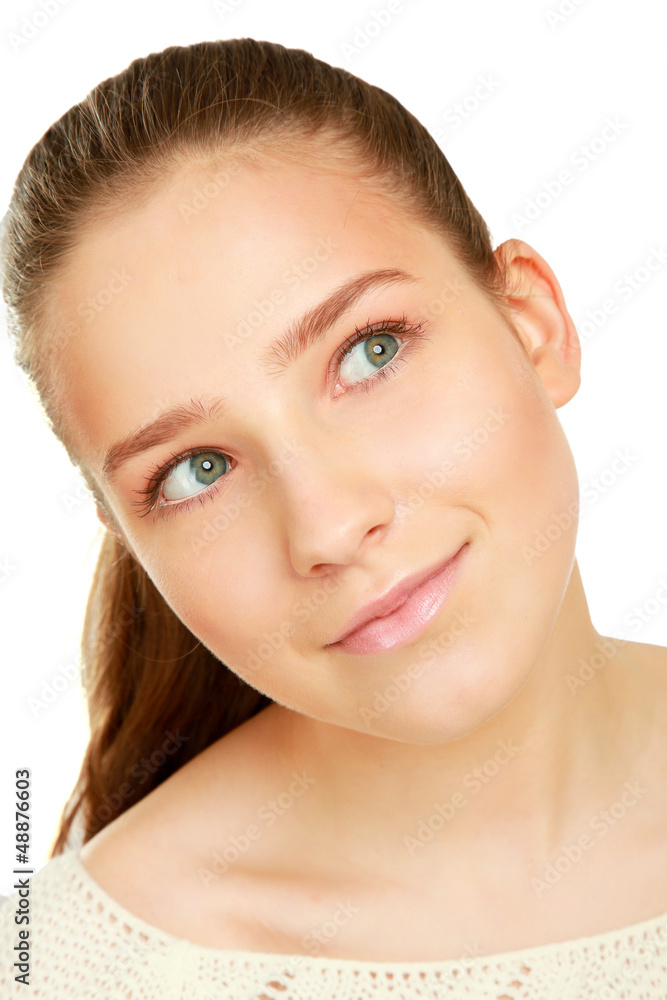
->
xmin=60 ymin=155 xmax=426 ymax=289
xmin=47 ymin=157 xmax=461 ymax=465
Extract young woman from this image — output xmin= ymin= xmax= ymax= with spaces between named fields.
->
xmin=1 ymin=37 xmax=666 ymax=998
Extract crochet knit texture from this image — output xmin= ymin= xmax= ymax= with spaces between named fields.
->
xmin=1 ymin=849 xmax=666 ymax=998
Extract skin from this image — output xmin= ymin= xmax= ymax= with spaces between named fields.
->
xmin=48 ymin=154 xmax=667 ymax=959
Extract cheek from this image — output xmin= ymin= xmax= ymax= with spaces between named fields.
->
xmin=133 ymin=517 xmax=287 ymax=675
xmin=405 ymin=340 xmax=580 ymax=725
xmin=121 ymin=330 xmax=579 ymax=736
xmin=386 ymin=329 xmax=579 ymax=552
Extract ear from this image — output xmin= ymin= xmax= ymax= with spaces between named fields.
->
xmin=96 ymin=504 xmax=118 ymax=535
xmin=95 ymin=505 xmax=137 ymax=560
xmin=492 ymin=238 xmax=581 ymax=408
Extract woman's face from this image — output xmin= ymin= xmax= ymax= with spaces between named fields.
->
xmin=49 ymin=154 xmax=580 ymax=744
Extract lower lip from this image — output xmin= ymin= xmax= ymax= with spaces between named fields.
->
xmin=332 ymin=543 xmax=470 ymax=655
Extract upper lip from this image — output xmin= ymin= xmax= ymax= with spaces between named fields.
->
xmin=326 ymin=543 xmax=465 ymax=645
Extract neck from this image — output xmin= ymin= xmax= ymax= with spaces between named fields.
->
xmin=270 ymin=562 xmax=650 ymax=882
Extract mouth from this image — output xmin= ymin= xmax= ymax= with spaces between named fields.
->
xmin=326 ymin=542 xmax=470 ymax=655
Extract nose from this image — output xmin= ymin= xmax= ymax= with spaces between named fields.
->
xmin=273 ymin=437 xmax=396 ymax=577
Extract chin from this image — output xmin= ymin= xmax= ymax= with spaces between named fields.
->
xmin=345 ymin=640 xmax=537 ymax=746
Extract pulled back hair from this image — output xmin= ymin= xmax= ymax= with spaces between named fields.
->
xmin=2 ymin=38 xmax=510 ymax=856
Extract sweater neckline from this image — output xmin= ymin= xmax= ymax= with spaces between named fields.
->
xmin=65 ymin=847 xmax=667 ymax=968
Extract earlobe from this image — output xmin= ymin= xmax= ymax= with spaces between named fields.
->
xmin=95 ymin=505 xmax=135 ymax=558
xmin=493 ymin=238 xmax=581 ymax=408
xmin=96 ymin=504 xmax=116 ymax=534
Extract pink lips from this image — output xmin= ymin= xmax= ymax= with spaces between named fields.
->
xmin=327 ymin=542 xmax=469 ymax=655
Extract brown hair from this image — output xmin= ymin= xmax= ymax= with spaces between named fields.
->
xmin=2 ymin=38 xmax=510 ymax=856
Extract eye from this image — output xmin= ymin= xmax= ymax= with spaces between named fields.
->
xmin=133 ymin=316 xmax=428 ymax=521
xmin=331 ymin=316 xmax=426 ymax=396
xmin=130 ymin=447 xmax=232 ymax=520
xmin=162 ymin=451 xmax=231 ymax=502
xmin=339 ymin=330 xmax=400 ymax=386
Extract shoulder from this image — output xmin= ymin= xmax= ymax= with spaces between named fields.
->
xmin=0 ymin=851 xmax=79 ymax=926
xmin=0 ymin=851 xmax=124 ymax=997
xmin=78 ymin=703 xmax=299 ymax=947
xmin=608 ymin=638 xmax=667 ymax=763
xmin=618 ymin=637 xmax=667 ymax=706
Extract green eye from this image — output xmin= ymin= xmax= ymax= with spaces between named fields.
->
xmin=162 ymin=452 xmax=231 ymax=501
xmin=339 ymin=332 xmax=401 ymax=386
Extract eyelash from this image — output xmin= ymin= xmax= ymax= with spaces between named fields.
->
xmin=131 ymin=315 xmax=428 ymax=522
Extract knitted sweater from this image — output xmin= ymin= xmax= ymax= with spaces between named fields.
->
xmin=1 ymin=849 xmax=666 ymax=998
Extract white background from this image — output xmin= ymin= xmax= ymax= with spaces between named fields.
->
xmin=0 ymin=0 xmax=665 ymax=893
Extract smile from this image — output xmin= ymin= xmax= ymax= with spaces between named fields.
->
xmin=328 ymin=542 xmax=470 ymax=655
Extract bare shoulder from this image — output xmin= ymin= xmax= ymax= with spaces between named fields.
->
xmin=617 ymin=636 xmax=667 ymax=691
xmin=79 ymin=703 xmax=296 ymax=947
xmin=612 ymin=637 xmax=667 ymax=794
xmin=613 ymin=635 xmax=667 ymax=728
xmin=627 ymin=636 xmax=667 ymax=667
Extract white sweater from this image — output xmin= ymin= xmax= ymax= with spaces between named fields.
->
xmin=1 ymin=849 xmax=666 ymax=998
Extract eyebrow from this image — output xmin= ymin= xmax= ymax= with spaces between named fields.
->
xmin=101 ymin=267 xmax=418 ymax=484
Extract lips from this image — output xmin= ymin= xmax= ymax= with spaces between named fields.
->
xmin=326 ymin=543 xmax=467 ymax=646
